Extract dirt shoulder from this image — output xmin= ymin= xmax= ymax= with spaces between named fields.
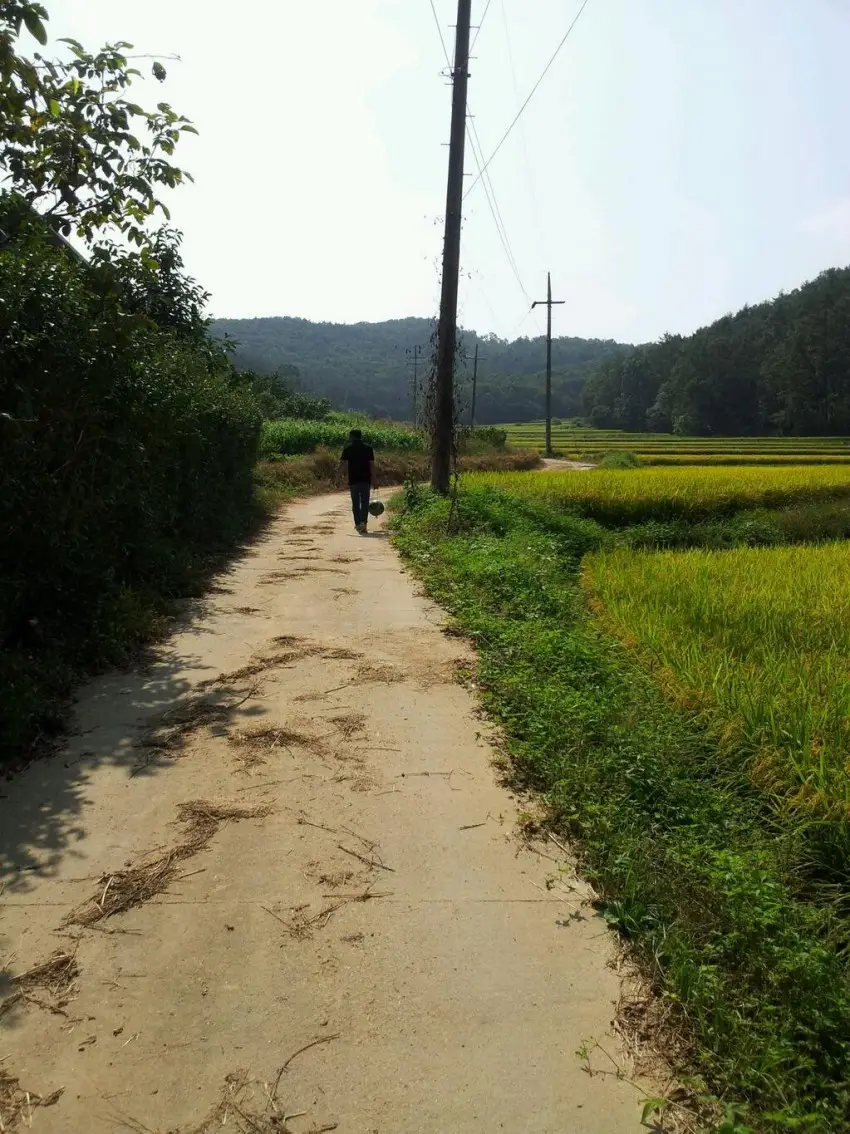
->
xmin=1 ymin=491 xmax=641 ymax=1133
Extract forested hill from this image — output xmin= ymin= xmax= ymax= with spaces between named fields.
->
xmin=583 ymin=267 xmax=850 ymax=436
xmin=211 ymin=315 xmax=625 ymax=423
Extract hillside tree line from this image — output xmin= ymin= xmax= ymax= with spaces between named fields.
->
xmin=212 ymin=315 xmax=624 ymax=423
xmin=583 ymin=267 xmax=850 ymax=435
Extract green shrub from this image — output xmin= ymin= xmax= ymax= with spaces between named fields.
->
xmin=245 ymin=369 xmax=332 ymax=421
xmin=596 ymin=449 xmax=640 ymax=469
xmin=459 ymin=426 xmax=508 ymax=452
xmin=0 ymin=229 xmax=261 ymax=763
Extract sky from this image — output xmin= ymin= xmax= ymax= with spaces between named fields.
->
xmin=40 ymin=0 xmax=850 ymax=345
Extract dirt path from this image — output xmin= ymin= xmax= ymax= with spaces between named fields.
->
xmin=1 ymin=492 xmax=643 ymax=1133
xmin=541 ymin=457 xmax=595 ymax=471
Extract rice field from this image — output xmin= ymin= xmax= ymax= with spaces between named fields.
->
xmin=473 ymin=464 xmax=850 ymax=523
xmin=501 ymin=422 xmax=850 ymax=464
xmin=472 ymin=461 xmax=850 ymax=813
xmin=584 ymin=542 xmax=850 ymax=817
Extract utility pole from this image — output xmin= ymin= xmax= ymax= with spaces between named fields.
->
xmin=532 ymin=273 xmax=565 ymax=457
xmin=470 ymin=342 xmax=485 ymax=429
xmin=432 ymin=0 xmax=472 ymax=493
xmin=406 ymin=344 xmax=423 ymax=423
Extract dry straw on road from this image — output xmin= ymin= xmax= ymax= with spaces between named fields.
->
xmin=117 ymin=1068 xmax=339 ymax=1134
xmin=0 ymin=949 xmax=80 ymax=1023
xmin=0 ymin=1069 xmax=63 ymax=1132
xmin=66 ymin=801 xmax=272 ymax=927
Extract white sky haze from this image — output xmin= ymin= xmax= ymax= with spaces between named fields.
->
xmin=44 ymin=0 xmax=850 ymax=345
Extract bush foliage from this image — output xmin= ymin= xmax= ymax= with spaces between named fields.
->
xmin=0 ymin=215 xmax=261 ymax=761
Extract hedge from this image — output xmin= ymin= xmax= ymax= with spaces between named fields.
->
xmin=0 ymin=231 xmax=261 ymax=762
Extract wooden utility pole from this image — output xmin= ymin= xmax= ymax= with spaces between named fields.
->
xmin=532 ymin=273 xmax=565 ymax=457
xmin=432 ymin=0 xmax=473 ymax=493
xmin=407 ymin=344 xmax=423 ymax=423
xmin=470 ymin=342 xmax=484 ymax=428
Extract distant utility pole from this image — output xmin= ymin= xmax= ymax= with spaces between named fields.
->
xmin=470 ymin=342 xmax=485 ymax=429
xmin=406 ymin=344 xmax=423 ymax=423
xmin=432 ymin=0 xmax=473 ymax=494
xmin=532 ymin=273 xmax=565 ymax=457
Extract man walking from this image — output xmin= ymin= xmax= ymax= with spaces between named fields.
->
xmin=339 ymin=429 xmax=376 ymax=534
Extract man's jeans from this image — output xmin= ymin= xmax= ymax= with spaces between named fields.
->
xmin=350 ymin=482 xmax=371 ymax=526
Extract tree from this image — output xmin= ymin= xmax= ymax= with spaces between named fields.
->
xmin=247 ymin=369 xmax=332 ymax=421
xmin=93 ymin=227 xmax=210 ymax=343
xmin=0 ymin=0 xmax=196 ymax=248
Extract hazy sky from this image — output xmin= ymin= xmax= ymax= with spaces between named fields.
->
xmin=42 ymin=0 xmax=850 ymax=344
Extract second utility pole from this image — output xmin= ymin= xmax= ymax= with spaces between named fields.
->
xmin=470 ymin=342 xmax=484 ymax=428
xmin=407 ymin=344 xmax=423 ymax=423
xmin=432 ymin=0 xmax=472 ymax=494
xmin=532 ymin=272 xmax=565 ymax=458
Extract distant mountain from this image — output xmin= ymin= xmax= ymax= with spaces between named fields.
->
xmin=211 ymin=315 xmax=627 ymax=423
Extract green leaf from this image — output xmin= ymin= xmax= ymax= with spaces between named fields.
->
xmin=58 ymin=37 xmax=85 ymax=58
xmin=23 ymin=10 xmax=48 ymax=45
xmin=152 ymin=61 xmax=167 ymax=82
xmin=48 ymin=98 xmax=60 ymax=117
xmin=640 ymin=1098 xmax=667 ymax=1125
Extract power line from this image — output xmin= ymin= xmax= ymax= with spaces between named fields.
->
xmin=428 ymin=0 xmax=452 ymax=65
xmin=465 ymin=0 xmax=592 ymax=199
xmin=427 ymin=0 xmax=530 ymax=301
xmin=466 ymin=120 xmax=530 ymax=300
xmin=508 ymin=303 xmax=544 ymax=341
xmin=472 ymin=274 xmax=501 ymax=330
xmin=470 ymin=0 xmax=494 ymax=53
xmin=501 ymin=0 xmax=545 ymax=263
xmin=469 ymin=120 xmax=529 ymax=295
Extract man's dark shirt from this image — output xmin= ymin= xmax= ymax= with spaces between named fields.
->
xmin=341 ymin=440 xmax=375 ymax=485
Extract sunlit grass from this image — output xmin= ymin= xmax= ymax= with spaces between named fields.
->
xmin=471 ymin=465 xmax=850 ymax=524
xmin=584 ymin=542 xmax=850 ymax=817
xmin=636 ymin=454 xmax=850 ymax=465
xmin=500 ymin=423 xmax=850 ymax=462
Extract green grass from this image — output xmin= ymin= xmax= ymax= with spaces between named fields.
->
xmin=585 ymin=543 xmax=850 ymax=820
xmin=392 ymin=480 xmax=850 ymax=1132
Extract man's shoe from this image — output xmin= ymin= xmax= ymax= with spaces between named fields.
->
xmin=356 ymin=522 xmax=367 ymax=534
